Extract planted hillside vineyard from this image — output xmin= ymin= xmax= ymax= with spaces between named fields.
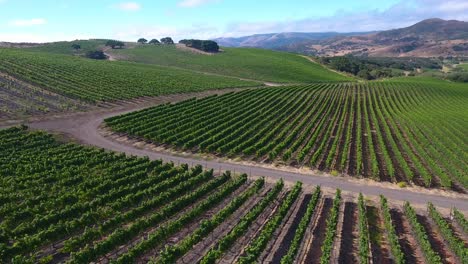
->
xmin=106 ymin=80 xmax=468 ymax=191
xmin=1 ymin=126 xmax=467 ymax=264
xmin=0 ymin=49 xmax=258 ymax=102
xmin=107 ymin=45 xmax=352 ymax=83
xmin=0 ymin=73 xmax=88 ymax=120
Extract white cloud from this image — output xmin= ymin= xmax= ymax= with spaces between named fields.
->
xmin=0 ymin=33 xmax=94 ymax=43
xmin=8 ymin=18 xmax=47 ymax=27
xmin=178 ymin=0 xmax=218 ymax=8
xmin=221 ymin=0 xmax=468 ymax=37
xmin=115 ymin=2 xmax=141 ymax=11
xmin=438 ymin=1 xmax=468 ymax=12
xmin=112 ymin=24 xmax=220 ymax=42
xmin=112 ymin=0 xmax=468 ymax=43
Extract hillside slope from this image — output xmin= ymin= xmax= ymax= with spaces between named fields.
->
xmin=214 ymin=31 xmax=375 ymax=49
xmin=290 ymin=19 xmax=468 ymax=57
xmin=25 ymin=39 xmax=109 ymax=55
xmin=107 ymin=45 xmax=351 ymax=83
xmin=0 ymin=48 xmax=258 ymax=102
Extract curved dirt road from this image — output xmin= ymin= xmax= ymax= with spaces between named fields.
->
xmin=28 ymin=91 xmax=468 ymax=211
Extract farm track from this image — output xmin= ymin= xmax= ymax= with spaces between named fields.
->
xmin=1 ymin=125 xmax=465 ymax=264
xmin=22 ymin=91 xmax=468 ymax=211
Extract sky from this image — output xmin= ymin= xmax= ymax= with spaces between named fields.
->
xmin=0 ymin=0 xmax=467 ymax=42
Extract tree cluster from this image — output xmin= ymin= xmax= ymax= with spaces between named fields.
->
xmin=105 ymin=40 xmax=125 ymax=49
xmin=447 ymin=72 xmax=468 ymax=82
xmin=85 ymin=50 xmax=107 ymax=60
xmin=320 ymin=56 xmax=408 ymax=80
xmin=71 ymin=44 xmax=81 ymax=50
xmin=179 ymin=39 xmax=219 ymax=52
xmin=137 ymin=37 xmax=174 ymax=45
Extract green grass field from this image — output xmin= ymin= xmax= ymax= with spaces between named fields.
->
xmin=26 ymin=39 xmax=108 ymax=55
xmin=0 ymin=48 xmax=259 ymax=102
xmin=458 ymin=63 xmax=468 ymax=71
xmin=108 ymin=45 xmax=351 ymax=83
xmin=106 ymin=78 xmax=467 ymax=190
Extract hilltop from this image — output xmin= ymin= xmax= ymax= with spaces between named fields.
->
xmin=214 ymin=31 xmax=375 ymax=49
xmin=313 ymin=18 xmax=468 ymax=57
xmin=102 ymin=44 xmax=351 ymax=83
xmin=215 ymin=19 xmax=468 ymax=57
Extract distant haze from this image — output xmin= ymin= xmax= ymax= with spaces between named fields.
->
xmin=214 ymin=19 xmax=468 ymax=58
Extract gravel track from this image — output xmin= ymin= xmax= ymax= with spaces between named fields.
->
xmin=24 ymin=91 xmax=468 ymax=212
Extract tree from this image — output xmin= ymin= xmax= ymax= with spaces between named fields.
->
xmin=179 ymin=39 xmax=219 ymax=52
xmin=201 ymin=40 xmax=219 ymax=52
xmin=137 ymin=38 xmax=148 ymax=44
xmin=357 ymin=69 xmax=373 ymax=80
xmin=105 ymin=40 xmax=125 ymax=49
xmin=160 ymin=37 xmax=174 ymax=45
xmin=180 ymin=39 xmax=202 ymax=49
xmin=149 ymin=39 xmax=160 ymax=45
xmin=85 ymin=50 xmax=107 ymax=60
xmin=71 ymin=44 xmax=81 ymax=50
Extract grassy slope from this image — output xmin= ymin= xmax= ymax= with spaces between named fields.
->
xmin=108 ymin=45 xmax=351 ymax=83
xmin=26 ymin=39 xmax=108 ymax=55
xmin=387 ymin=75 xmax=468 ymax=85
xmin=0 ymin=48 xmax=259 ymax=102
xmin=458 ymin=63 xmax=468 ymax=71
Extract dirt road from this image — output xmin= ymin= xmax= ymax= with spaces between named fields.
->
xmin=27 ymin=91 xmax=468 ymax=211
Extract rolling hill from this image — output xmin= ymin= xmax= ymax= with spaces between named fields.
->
xmin=0 ymin=48 xmax=258 ymax=102
xmin=106 ymin=45 xmax=351 ymax=83
xmin=213 ymin=19 xmax=468 ymax=57
xmin=311 ymin=18 xmax=468 ymax=57
xmin=214 ymin=31 xmax=375 ymax=49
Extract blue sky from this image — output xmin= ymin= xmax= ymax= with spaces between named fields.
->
xmin=0 ymin=0 xmax=467 ymax=42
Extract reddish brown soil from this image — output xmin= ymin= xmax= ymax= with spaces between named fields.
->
xmin=366 ymin=206 xmax=393 ymax=264
xmin=365 ymin=96 xmax=390 ymax=182
xmin=313 ymin=89 xmax=347 ymax=169
xmin=318 ymin=88 xmax=352 ymax=170
xmin=360 ymin=95 xmax=371 ymax=178
xmin=220 ymin=191 xmax=286 ymax=263
xmin=416 ymin=214 xmax=455 ymax=264
xmin=95 ymin=179 xmax=233 ymax=263
xmin=177 ymin=185 xmax=273 ymax=264
xmin=290 ymin=89 xmax=338 ymax=165
xmin=270 ymin=194 xmax=312 ymax=263
xmin=303 ymin=198 xmax=333 ymax=264
xmin=338 ymin=202 xmax=358 ymax=263
xmin=446 ymin=217 xmax=468 ymax=247
xmin=370 ymin=90 xmax=408 ymax=184
xmin=347 ymin=91 xmax=358 ymax=176
xmin=136 ymin=181 xmax=251 ymax=262
xmin=390 ymin=209 xmax=424 ymax=264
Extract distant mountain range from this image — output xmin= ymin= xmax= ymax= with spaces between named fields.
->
xmin=214 ymin=32 xmax=376 ymax=49
xmin=214 ymin=19 xmax=468 ymax=57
